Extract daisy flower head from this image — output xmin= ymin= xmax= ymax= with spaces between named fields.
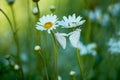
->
xmin=58 ymin=13 xmax=85 ymax=28
xmin=36 ymin=14 xmax=58 ymax=34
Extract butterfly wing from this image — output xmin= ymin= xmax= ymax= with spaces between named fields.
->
xmin=69 ymin=29 xmax=81 ymax=48
xmin=55 ymin=33 xmax=67 ymax=49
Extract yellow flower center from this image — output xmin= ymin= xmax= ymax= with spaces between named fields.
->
xmin=72 ymin=22 xmax=77 ymax=24
xmin=44 ymin=22 xmax=53 ymax=29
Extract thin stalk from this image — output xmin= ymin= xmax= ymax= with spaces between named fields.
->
xmin=26 ymin=0 xmax=32 ymax=75
xmin=0 ymin=9 xmax=14 ymax=33
xmin=36 ymin=2 xmax=40 ymax=18
xmin=0 ymin=8 xmax=24 ymax=79
xmin=10 ymin=6 xmax=16 ymax=31
xmin=51 ymin=30 xmax=58 ymax=80
xmin=10 ymin=6 xmax=24 ymax=79
xmin=72 ymin=77 xmax=76 ymax=80
xmin=43 ymin=32 xmax=49 ymax=80
xmin=86 ymin=18 xmax=91 ymax=44
xmin=34 ymin=2 xmax=49 ymax=79
xmin=38 ymin=50 xmax=49 ymax=80
xmin=35 ymin=2 xmax=41 ymax=46
xmin=76 ymin=48 xmax=83 ymax=80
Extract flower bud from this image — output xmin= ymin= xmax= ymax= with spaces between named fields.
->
xmin=58 ymin=75 xmax=62 ymax=80
xmin=32 ymin=7 xmax=39 ymax=15
xmin=32 ymin=0 xmax=40 ymax=2
xmin=6 ymin=0 xmax=15 ymax=5
xmin=5 ymin=55 xmax=11 ymax=60
xmin=14 ymin=64 xmax=20 ymax=70
xmin=50 ymin=5 xmax=56 ymax=13
xmin=34 ymin=45 xmax=41 ymax=51
xmin=69 ymin=70 xmax=76 ymax=77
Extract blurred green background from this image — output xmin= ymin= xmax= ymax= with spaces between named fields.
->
xmin=0 ymin=0 xmax=120 ymax=80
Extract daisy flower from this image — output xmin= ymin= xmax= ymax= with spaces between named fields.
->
xmin=78 ymin=42 xmax=97 ymax=56
xmin=58 ymin=13 xmax=85 ymax=28
xmin=36 ymin=14 xmax=58 ymax=33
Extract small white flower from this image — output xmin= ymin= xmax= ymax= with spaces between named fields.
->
xmin=68 ymin=28 xmax=81 ymax=48
xmin=78 ymin=42 xmax=88 ymax=55
xmin=89 ymin=11 xmax=96 ymax=21
xmin=107 ymin=38 xmax=120 ymax=53
xmin=108 ymin=3 xmax=120 ymax=16
xmin=58 ymin=13 xmax=85 ymax=28
xmin=78 ymin=42 xmax=97 ymax=56
xmin=36 ymin=14 xmax=58 ymax=33
xmin=55 ymin=32 xmax=67 ymax=49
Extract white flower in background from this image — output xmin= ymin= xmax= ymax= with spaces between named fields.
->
xmin=108 ymin=3 xmax=120 ymax=16
xmin=117 ymin=31 xmax=120 ymax=36
xmin=89 ymin=11 xmax=96 ymax=21
xmin=95 ymin=8 xmax=102 ymax=21
xmin=78 ymin=42 xmax=97 ymax=56
xmin=58 ymin=13 xmax=85 ymax=28
xmin=36 ymin=14 xmax=58 ymax=33
xmin=94 ymin=8 xmax=109 ymax=26
xmin=101 ymin=14 xmax=110 ymax=26
xmin=86 ymin=43 xmax=97 ymax=56
xmin=88 ymin=8 xmax=110 ymax=26
xmin=68 ymin=28 xmax=81 ymax=48
xmin=55 ymin=32 xmax=67 ymax=49
xmin=107 ymin=38 xmax=120 ymax=53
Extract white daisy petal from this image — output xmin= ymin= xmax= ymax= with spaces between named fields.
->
xmin=63 ymin=16 xmax=68 ymax=22
xmin=78 ymin=20 xmax=86 ymax=25
xmin=36 ymin=25 xmax=46 ymax=31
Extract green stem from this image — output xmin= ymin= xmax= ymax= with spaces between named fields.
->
xmin=35 ymin=2 xmax=41 ymax=45
xmin=76 ymin=48 xmax=83 ymax=80
xmin=86 ymin=19 xmax=91 ymax=44
xmin=51 ymin=30 xmax=58 ymax=80
xmin=0 ymin=8 xmax=14 ymax=33
xmin=0 ymin=8 xmax=24 ymax=79
xmin=34 ymin=2 xmax=49 ymax=80
xmin=72 ymin=77 xmax=76 ymax=80
xmin=38 ymin=50 xmax=49 ymax=80
xmin=36 ymin=2 xmax=40 ymax=18
xmin=10 ymin=6 xmax=24 ymax=79
xmin=43 ymin=32 xmax=49 ymax=80
xmin=26 ymin=0 xmax=32 ymax=74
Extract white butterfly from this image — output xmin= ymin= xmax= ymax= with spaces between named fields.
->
xmin=55 ymin=32 xmax=68 ymax=49
xmin=68 ymin=28 xmax=81 ymax=48
xmin=55 ymin=28 xmax=81 ymax=49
